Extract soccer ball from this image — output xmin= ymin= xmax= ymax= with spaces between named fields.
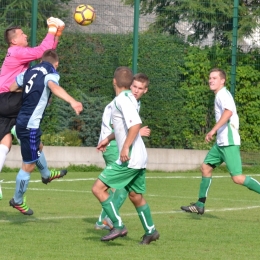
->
xmin=74 ymin=4 xmax=96 ymax=26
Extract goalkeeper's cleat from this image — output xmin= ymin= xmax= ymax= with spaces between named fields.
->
xmin=94 ymin=222 xmax=111 ymax=230
xmin=11 ymin=126 xmax=20 ymax=145
xmin=180 ymin=202 xmax=205 ymax=215
xmin=0 ymin=179 xmax=3 ymax=200
xmin=101 ymin=226 xmax=128 ymax=241
xmin=9 ymin=197 xmax=33 ymax=215
xmin=139 ymin=230 xmax=160 ymax=245
xmin=42 ymin=169 xmax=67 ymax=184
xmin=103 ymin=217 xmax=113 ymax=230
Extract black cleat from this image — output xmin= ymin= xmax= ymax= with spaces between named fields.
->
xmin=9 ymin=197 xmax=33 ymax=215
xmin=181 ymin=203 xmax=205 ymax=215
xmin=101 ymin=226 xmax=128 ymax=241
xmin=139 ymin=230 xmax=160 ymax=245
xmin=42 ymin=169 xmax=67 ymax=184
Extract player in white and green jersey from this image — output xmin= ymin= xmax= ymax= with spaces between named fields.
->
xmin=95 ymin=73 xmax=151 ymax=230
xmin=94 ymin=101 xmax=119 ymax=230
xmin=181 ymin=68 xmax=260 ymax=215
xmin=92 ymin=67 xmax=159 ymax=245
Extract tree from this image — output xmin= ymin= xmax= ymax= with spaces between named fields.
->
xmin=54 ymin=91 xmax=107 ymax=147
xmin=0 ymin=0 xmax=71 ymax=28
xmin=124 ymin=0 xmax=260 ymax=46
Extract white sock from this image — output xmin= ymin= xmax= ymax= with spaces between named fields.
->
xmin=0 ymin=144 xmax=9 ymax=172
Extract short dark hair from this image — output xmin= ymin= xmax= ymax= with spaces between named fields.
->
xmin=114 ymin=66 xmax=133 ymax=88
xmin=134 ymin=73 xmax=149 ymax=88
xmin=42 ymin=49 xmax=59 ymax=64
xmin=210 ymin=68 xmax=226 ymax=82
xmin=4 ymin=26 xmax=21 ymax=45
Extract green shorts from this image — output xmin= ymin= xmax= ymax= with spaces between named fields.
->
xmin=204 ymin=143 xmax=242 ymax=176
xmin=98 ymin=162 xmax=146 ymax=193
xmin=102 ymin=140 xmax=119 ymax=166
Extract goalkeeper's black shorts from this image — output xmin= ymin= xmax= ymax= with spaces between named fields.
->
xmin=0 ymin=92 xmax=22 ymax=141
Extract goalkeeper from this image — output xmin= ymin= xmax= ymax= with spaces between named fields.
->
xmin=0 ymin=17 xmax=65 ymax=200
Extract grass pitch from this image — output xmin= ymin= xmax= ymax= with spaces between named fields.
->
xmin=1 ymin=169 xmax=260 ymax=260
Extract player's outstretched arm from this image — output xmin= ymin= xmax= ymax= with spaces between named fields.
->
xmin=139 ymin=126 xmax=150 ymax=137
xmin=48 ymin=81 xmax=83 ymax=115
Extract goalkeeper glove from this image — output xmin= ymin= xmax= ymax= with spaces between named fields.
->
xmin=47 ymin=17 xmax=59 ymax=35
xmin=55 ymin=18 xmax=65 ymax=37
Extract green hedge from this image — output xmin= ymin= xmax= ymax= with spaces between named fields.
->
xmin=1 ymin=28 xmax=260 ymax=151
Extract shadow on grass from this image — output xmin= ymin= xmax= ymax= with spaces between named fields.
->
xmin=0 ymin=210 xmax=37 ymax=224
xmin=181 ymin=212 xmax=220 ymax=220
xmin=82 ymin=217 xmax=132 ymax=245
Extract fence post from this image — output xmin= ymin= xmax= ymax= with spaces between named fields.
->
xmin=132 ymin=0 xmax=140 ymax=74
xmin=230 ymin=0 xmax=239 ymax=97
xmin=30 ymin=0 xmax=38 ymax=66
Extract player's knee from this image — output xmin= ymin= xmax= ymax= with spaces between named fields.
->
xmin=128 ymin=192 xmax=142 ymax=205
xmin=231 ymin=175 xmax=245 ymax=185
xmin=1 ymin=133 xmax=12 ymax=150
xmin=91 ymin=180 xmax=106 ymax=197
xmin=22 ymin=163 xmax=35 ymax=173
xmin=92 ymin=183 xmax=98 ymax=196
xmin=200 ymin=163 xmax=213 ymax=177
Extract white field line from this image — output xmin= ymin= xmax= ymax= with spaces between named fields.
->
xmin=2 ymin=187 xmax=259 ymax=203
xmin=0 ymin=205 xmax=260 ymax=223
xmin=2 ymin=186 xmax=259 ymax=203
xmin=2 ymin=173 xmax=260 ymax=184
xmin=2 ymin=186 xmax=92 ymax=193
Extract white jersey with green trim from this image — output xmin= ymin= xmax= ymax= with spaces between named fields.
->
xmin=98 ymin=100 xmax=141 ymax=144
xmin=215 ymin=87 xmax=240 ymax=146
xmin=112 ymin=90 xmax=147 ymax=169
xmin=98 ymin=101 xmax=114 ymax=143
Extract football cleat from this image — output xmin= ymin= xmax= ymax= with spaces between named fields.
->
xmin=181 ymin=202 xmax=205 ymax=215
xmin=42 ymin=169 xmax=67 ymax=184
xmin=103 ymin=217 xmax=113 ymax=230
xmin=101 ymin=226 xmax=128 ymax=241
xmin=94 ymin=222 xmax=111 ymax=230
xmin=9 ymin=197 xmax=33 ymax=215
xmin=139 ymin=230 xmax=160 ymax=245
xmin=11 ymin=125 xmax=20 ymax=145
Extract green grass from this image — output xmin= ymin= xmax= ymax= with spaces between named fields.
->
xmin=1 ymin=170 xmax=260 ymax=260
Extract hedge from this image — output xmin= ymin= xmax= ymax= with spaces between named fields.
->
xmin=1 ymin=28 xmax=260 ymax=151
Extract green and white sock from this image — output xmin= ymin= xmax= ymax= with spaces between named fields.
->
xmin=96 ymin=209 xmax=107 ymax=225
xmin=113 ymin=188 xmax=128 ymax=210
xmin=101 ymin=193 xmax=123 ymax=229
xmin=97 ymin=190 xmax=114 ymax=224
xmin=136 ymin=203 xmax=155 ymax=235
xmin=243 ymin=176 xmax=260 ymax=193
xmin=196 ymin=176 xmax=212 ymax=207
